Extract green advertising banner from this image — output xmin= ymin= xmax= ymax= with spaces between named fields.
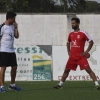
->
xmin=33 ymin=60 xmax=52 ymax=80
xmin=33 ymin=60 xmax=51 ymax=80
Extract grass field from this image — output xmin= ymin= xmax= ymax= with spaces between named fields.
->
xmin=0 ymin=81 xmax=100 ymax=100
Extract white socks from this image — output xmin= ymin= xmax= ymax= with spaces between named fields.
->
xmin=58 ymin=81 xmax=99 ymax=86
xmin=0 ymin=84 xmax=16 ymax=88
xmin=59 ymin=81 xmax=63 ymax=86
xmin=95 ymin=81 xmax=99 ymax=86
xmin=1 ymin=86 xmax=4 ymax=88
xmin=10 ymin=83 xmax=16 ymax=87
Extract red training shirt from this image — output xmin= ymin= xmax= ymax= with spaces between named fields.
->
xmin=67 ymin=30 xmax=92 ymax=57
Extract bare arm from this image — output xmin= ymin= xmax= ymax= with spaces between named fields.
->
xmin=14 ymin=28 xmax=19 ymax=39
xmin=86 ymin=40 xmax=94 ymax=52
xmin=67 ymin=42 xmax=70 ymax=56
xmin=81 ymin=40 xmax=94 ymax=56
xmin=13 ymin=20 xmax=19 ymax=39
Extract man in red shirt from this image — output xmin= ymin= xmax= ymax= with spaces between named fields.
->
xmin=54 ymin=17 xmax=100 ymax=90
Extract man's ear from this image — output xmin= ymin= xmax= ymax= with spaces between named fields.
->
xmin=78 ymin=23 xmax=80 ymax=26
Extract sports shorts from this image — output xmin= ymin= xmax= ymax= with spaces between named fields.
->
xmin=66 ymin=56 xmax=90 ymax=71
xmin=0 ymin=52 xmax=17 ymax=67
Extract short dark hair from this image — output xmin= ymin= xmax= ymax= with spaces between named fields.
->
xmin=71 ymin=17 xmax=80 ymax=23
xmin=6 ymin=12 xmax=17 ymax=20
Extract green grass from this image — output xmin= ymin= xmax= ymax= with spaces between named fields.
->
xmin=0 ymin=81 xmax=100 ymax=100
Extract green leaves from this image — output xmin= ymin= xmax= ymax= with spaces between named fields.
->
xmin=0 ymin=0 xmax=6 ymax=12
xmin=0 ymin=0 xmax=99 ymax=13
xmin=59 ymin=0 xmax=86 ymax=12
xmin=85 ymin=1 xmax=98 ymax=13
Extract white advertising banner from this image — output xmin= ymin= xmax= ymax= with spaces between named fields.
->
xmin=5 ymin=45 xmax=52 ymax=81
xmin=52 ymin=46 xmax=100 ymax=81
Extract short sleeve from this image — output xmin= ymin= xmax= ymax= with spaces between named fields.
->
xmin=84 ymin=32 xmax=92 ymax=42
xmin=0 ymin=26 xmax=4 ymax=37
xmin=67 ymin=33 xmax=71 ymax=43
xmin=0 ymin=24 xmax=5 ymax=37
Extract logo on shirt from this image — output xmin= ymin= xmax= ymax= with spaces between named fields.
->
xmin=72 ymin=40 xmax=77 ymax=45
xmin=9 ymin=33 xmax=13 ymax=39
xmin=77 ymin=35 xmax=80 ymax=39
xmin=71 ymin=40 xmax=80 ymax=48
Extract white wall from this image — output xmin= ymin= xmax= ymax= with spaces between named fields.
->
xmin=0 ymin=14 xmax=100 ymax=45
xmin=0 ymin=14 xmax=67 ymax=45
xmin=77 ymin=14 xmax=100 ymax=45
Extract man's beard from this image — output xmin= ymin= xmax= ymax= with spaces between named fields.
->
xmin=72 ymin=26 xmax=78 ymax=30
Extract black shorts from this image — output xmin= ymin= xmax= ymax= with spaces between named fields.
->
xmin=0 ymin=52 xmax=17 ymax=67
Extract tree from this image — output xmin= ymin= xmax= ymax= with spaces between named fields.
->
xmin=28 ymin=0 xmax=55 ymax=13
xmin=85 ymin=1 xmax=98 ymax=13
xmin=59 ymin=0 xmax=86 ymax=12
xmin=0 ymin=0 xmax=99 ymax=13
xmin=11 ymin=0 xmax=55 ymax=13
xmin=39 ymin=0 xmax=55 ymax=13
xmin=0 ymin=0 xmax=7 ymax=12
xmin=12 ymin=0 xmax=29 ymax=12
xmin=98 ymin=3 xmax=100 ymax=12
